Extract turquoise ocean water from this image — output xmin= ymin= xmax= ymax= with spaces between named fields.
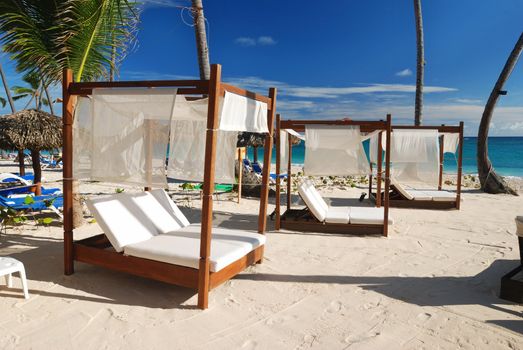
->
xmin=247 ymin=137 xmax=523 ymax=177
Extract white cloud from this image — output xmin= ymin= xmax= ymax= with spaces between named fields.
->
xmin=395 ymin=68 xmax=413 ymax=77
xmin=234 ymin=36 xmax=277 ymax=47
xmin=140 ymin=0 xmax=184 ymax=8
xmin=258 ymin=36 xmax=276 ymax=45
xmin=234 ymin=37 xmax=257 ymax=47
xmin=452 ymin=98 xmax=482 ymax=104
xmin=227 ymin=76 xmax=457 ymax=99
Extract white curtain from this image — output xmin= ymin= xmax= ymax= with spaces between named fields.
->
xmin=390 ymin=130 xmax=439 ymax=186
xmin=219 ymin=91 xmax=268 ymax=132
xmin=167 ymin=96 xmax=237 ymax=183
xmin=441 ymin=132 xmax=459 ymax=154
xmin=73 ymin=97 xmax=93 ymax=179
xmin=304 ymin=125 xmax=370 ymax=176
xmin=73 ymin=89 xmax=177 ymax=187
xmin=73 ymin=89 xmax=269 ymax=186
xmin=280 ymin=130 xmax=289 ymax=173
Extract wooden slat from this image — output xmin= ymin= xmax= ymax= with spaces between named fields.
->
xmin=68 ymin=80 xmax=208 ymax=95
xmin=392 ymin=125 xmax=460 ymax=133
xmin=383 ymin=115 xmax=392 ymax=237
xmin=257 ymin=88 xmax=277 ymax=233
xmin=287 ymin=135 xmax=292 ymax=210
xmin=281 ymin=119 xmax=388 ymax=133
xmin=63 ymin=69 xmax=75 ymax=275
xmin=209 ymin=246 xmax=264 ymax=289
xmin=376 ymin=132 xmax=382 ymax=208
xmin=73 ymin=243 xmax=199 ymax=289
xmin=456 ymin=121 xmax=464 ymax=209
xmin=220 ymin=83 xmax=272 ymax=104
xmin=275 ymin=114 xmax=281 ymax=230
xmin=198 ymin=64 xmax=222 ymax=310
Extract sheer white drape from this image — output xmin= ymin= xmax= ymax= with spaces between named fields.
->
xmin=73 ymin=89 xmax=177 ymax=187
xmin=73 ymin=89 xmax=269 ymax=186
xmin=304 ymin=125 xmax=370 ymax=176
xmin=279 ymin=130 xmax=289 ymax=173
xmin=219 ymin=91 xmax=268 ymax=133
xmin=441 ymin=132 xmax=459 ymax=154
xmin=167 ymin=96 xmax=238 ymax=183
xmin=390 ymin=130 xmax=439 ymax=186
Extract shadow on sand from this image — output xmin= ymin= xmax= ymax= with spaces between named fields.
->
xmin=1 ymin=207 xmax=521 ymax=333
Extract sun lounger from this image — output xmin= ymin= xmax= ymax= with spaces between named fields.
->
xmin=0 ymin=194 xmax=63 ymax=219
xmin=86 ymin=189 xmax=265 ymax=273
xmin=0 ymin=172 xmax=60 ymax=197
xmin=298 ymin=180 xmax=392 ymax=226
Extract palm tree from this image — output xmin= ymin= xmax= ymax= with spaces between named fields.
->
xmin=413 ymin=0 xmax=424 ymax=126
xmin=191 ymin=0 xmax=211 ymax=80
xmin=11 ymin=72 xmax=49 ymax=110
xmin=477 ymin=32 xmax=523 ymax=195
xmin=0 ymin=0 xmax=138 ymax=224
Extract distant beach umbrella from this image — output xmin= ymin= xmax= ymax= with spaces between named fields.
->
xmin=0 ymin=109 xmax=62 ymax=193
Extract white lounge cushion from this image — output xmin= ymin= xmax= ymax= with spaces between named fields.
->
xmin=124 ymin=224 xmax=266 ymax=272
xmin=147 ymin=189 xmax=190 ymax=228
xmin=86 ymin=194 xmax=158 ymax=252
xmin=422 ymin=190 xmax=456 ymax=202
xmin=405 ymin=189 xmax=433 ymax=201
xmin=127 ymin=191 xmax=188 ymax=235
xmin=325 ymin=207 xmax=350 ymax=224
xmin=298 ymin=180 xmax=328 ymax=222
xmin=349 ymin=207 xmax=394 ymax=225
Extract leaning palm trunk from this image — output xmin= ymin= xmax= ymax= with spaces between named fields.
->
xmin=477 ymin=33 xmax=523 ymax=195
xmin=413 ymin=0 xmax=424 ymax=126
xmin=191 ymin=0 xmax=210 ymax=80
xmin=0 ymin=62 xmax=24 ymax=174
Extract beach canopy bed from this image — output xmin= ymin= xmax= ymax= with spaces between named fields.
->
xmin=62 ymin=64 xmax=277 ymax=309
xmin=368 ymin=123 xmax=464 ymax=210
xmin=274 ymin=116 xmax=393 ymax=237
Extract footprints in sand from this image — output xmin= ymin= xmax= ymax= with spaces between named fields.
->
xmin=326 ymin=300 xmax=342 ymax=313
xmin=417 ymin=312 xmax=432 ymax=322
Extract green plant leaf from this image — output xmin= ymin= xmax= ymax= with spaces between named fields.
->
xmin=24 ymin=196 xmax=35 ymax=204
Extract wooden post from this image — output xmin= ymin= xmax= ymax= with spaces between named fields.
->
xmin=275 ymin=114 xmax=281 ymax=230
xmin=383 ymin=115 xmax=392 ymax=237
xmin=198 ymin=64 xmax=221 ymax=310
xmin=438 ymin=133 xmax=444 ymax=190
xmin=376 ymin=132 xmax=383 ymax=208
xmin=144 ymin=119 xmax=153 ymax=191
xmin=237 ymin=148 xmax=242 ymax=203
xmin=286 ymin=134 xmax=292 ymax=210
xmin=368 ymin=163 xmax=373 ymax=200
xmin=62 ymin=69 xmax=75 ymax=275
xmin=456 ymin=122 xmax=464 ymax=209
xmin=257 ymin=88 xmax=277 ymax=233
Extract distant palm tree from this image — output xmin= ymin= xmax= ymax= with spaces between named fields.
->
xmin=191 ymin=0 xmax=211 ymax=80
xmin=0 ymin=62 xmax=15 ymax=111
xmin=413 ymin=0 xmax=424 ymax=126
xmin=0 ymin=0 xmax=138 ymax=222
xmin=0 ymin=0 xmax=138 ymax=84
xmin=11 ymin=72 xmax=49 ymax=110
xmin=477 ymin=32 xmax=523 ymax=195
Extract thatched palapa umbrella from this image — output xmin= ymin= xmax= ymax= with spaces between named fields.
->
xmin=0 ymin=109 xmax=62 ymax=194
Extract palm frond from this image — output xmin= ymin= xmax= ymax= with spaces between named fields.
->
xmin=0 ymin=96 xmax=5 ymax=108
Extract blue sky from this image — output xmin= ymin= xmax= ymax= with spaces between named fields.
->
xmin=1 ymin=0 xmax=523 ymax=135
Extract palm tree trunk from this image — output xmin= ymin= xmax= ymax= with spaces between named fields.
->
xmin=0 ymin=62 xmax=15 ymax=112
xmin=44 ymin=83 xmax=55 ymax=115
xmin=413 ymin=0 xmax=424 ymax=126
xmin=30 ymin=150 xmax=42 ymax=195
xmin=477 ymin=33 xmax=523 ymax=195
xmin=191 ymin=0 xmax=210 ymax=80
xmin=0 ymin=62 xmax=25 ymax=175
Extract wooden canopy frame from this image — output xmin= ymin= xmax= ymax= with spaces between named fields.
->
xmin=274 ymin=115 xmax=392 ymax=237
xmin=62 ymin=64 xmax=277 ymax=309
xmin=368 ymin=123 xmax=464 ymax=210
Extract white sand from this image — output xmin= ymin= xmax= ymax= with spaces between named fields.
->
xmin=0 ymin=160 xmax=522 ymax=349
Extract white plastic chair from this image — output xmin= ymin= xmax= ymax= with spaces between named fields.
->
xmin=0 ymin=257 xmax=29 ymax=299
